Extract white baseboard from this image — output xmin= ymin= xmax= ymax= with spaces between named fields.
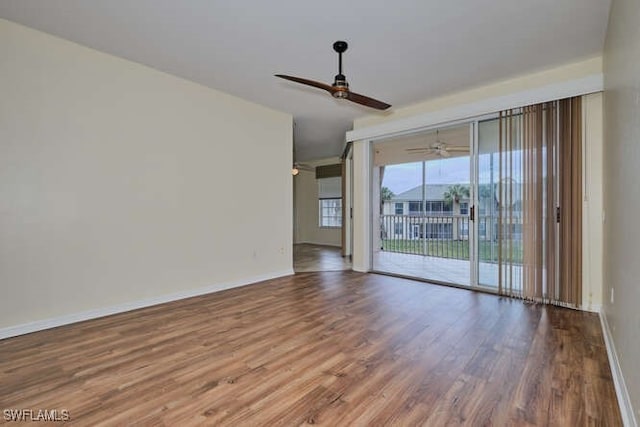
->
xmin=600 ymin=310 xmax=638 ymax=427
xmin=0 ymin=269 xmax=294 ymax=341
xmin=585 ymin=303 xmax=602 ymax=314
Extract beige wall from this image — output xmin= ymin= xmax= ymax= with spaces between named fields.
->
xmin=583 ymin=92 xmax=604 ymax=311
xmin=352 ymin=141 xmax=371 ymax=271
xmin=0 ymin=19 xmax=293 ymax=331
xmin=293 ymin=157 xmax=342 ymax=247
xmin=603 ymin=0 xmax=640 ymax=421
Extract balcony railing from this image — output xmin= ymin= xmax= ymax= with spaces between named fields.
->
xmin=380 ymin=214 xmax=469 ymax=260
xmin=380 ymin=214 xmax=523 ymax=263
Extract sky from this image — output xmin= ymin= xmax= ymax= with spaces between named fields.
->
xmin=381 ymin=152 xmax=524 ymax=195
xmin=382 ymin=157 xmax=471 ymax=194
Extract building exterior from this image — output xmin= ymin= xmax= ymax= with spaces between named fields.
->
xmin=381 ymin=183 xmax=522 ymax=243
xmin=382 ymin=184 xmax=470 ymax=241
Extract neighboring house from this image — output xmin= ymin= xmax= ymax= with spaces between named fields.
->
xmin=382 ymin=184 xmax=522 ymax=241
xmin=382 ymin=184 xmax=470 ymax=241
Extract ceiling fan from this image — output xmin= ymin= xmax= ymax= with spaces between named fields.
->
xmin=405 ymin=131 xmax=470 ymax=158
xmin=406 ymin=142 xmax=470 ymax=158
xmin=275 ymin=41 xmax=391 ymax=111
xmin=292 ymin=162 xmax=314 ymax=176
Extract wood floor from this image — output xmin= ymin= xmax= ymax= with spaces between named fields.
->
xmin=293 ymin=243 xmax=351 ymax=272
xmin=0 ymin=272 xmax=621 ymax=426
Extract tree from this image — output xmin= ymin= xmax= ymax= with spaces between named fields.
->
xmin=381 ymin=186 xmax=395 ymax=201
xmin=443 ymin=184 xmax=470 ymax=205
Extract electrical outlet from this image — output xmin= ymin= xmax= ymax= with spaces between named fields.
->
xmin=610 ymin=287 xmax=614 ymax=304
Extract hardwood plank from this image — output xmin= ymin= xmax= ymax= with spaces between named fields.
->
xmin=0 ymin=271 xmax=622 ymax=426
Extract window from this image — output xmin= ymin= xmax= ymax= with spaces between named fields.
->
xmin=479 ymin=221 xmax=487 ymax=238
xmin=423 ymin=200 xmax=453 ymax=215
xmin=425 ymin=223 xmax=453 ymax=239
xmin=408 ymin=201 xmax=422 ymax=215
xmin=319 ymin=199 xmax=342 ymax=227
xmin=394 ymin=223 xmax=403 ymax=235
xmin=460 ymin=202 xmax=469 ymax=215
xmin=431 ymin=201 xmax=443 ymax=213
xmin=318 ymin=176 xmax=342 ymax=228
xmin=394 ymin=203 xmax=404 ymax=215
xmin=460 ymin=220 xmax=469 ymax=238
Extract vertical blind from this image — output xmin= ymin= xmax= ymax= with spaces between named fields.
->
xmin=497 ymin=97 xmax=582 ymax=306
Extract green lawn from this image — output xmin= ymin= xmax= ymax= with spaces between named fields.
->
xmin=381 ymin=239 xmax=523 ymax=263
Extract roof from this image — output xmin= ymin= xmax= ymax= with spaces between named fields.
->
xmin=391 ymin=184 xmax=469 ymax=202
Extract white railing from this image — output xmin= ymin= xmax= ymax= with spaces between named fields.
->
xmin=380 ymin=214 xmax=470 ymax=259
xmin=380 ymin=214 xmax=522 ymax=263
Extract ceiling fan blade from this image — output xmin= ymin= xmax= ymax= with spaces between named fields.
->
xmin=446 ymin=146 xmax=470 ymax=152
xmin=296 ymin=162 xmax=314 ymax=171
xmin=346 ymin=90 xmax=391 ymax=110
xmin=407 ymin=150 xmax=437 ymax=156
xmin=406 ymin=147 xmax=432 ymax=152
xmin=275 ymin=74 xmax=335 ymax=93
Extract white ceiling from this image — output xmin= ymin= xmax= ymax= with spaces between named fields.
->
xmin=373 ymin=124 xmax=470 ymax=166
xmin=0 ymin=0 xmax=611 ymax=160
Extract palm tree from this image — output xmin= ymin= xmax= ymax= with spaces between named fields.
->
xmin=443 ymin=184 xmax=470 ymax=206
xmin=381 ymin=186 xmax=395 ymax=201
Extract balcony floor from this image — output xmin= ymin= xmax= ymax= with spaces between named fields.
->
xmin=373 ymin=250 xmax=523 ymax=290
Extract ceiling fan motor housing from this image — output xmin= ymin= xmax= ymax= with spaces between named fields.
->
xmin=332 ymin=74 xmax=349 ymax=98
xmin=332 ymin=41 xmax=348 ymax=53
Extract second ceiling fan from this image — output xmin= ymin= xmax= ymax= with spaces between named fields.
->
xmin=275 ymin=41 xmax=391 ymax=111
xmin=405 ymin=130 xmax=470 ymax=158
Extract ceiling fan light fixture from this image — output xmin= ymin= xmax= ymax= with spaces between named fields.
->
xmin=292 ymin=165 xmax=300 ymax=176
xmin=332 ymin=89 xmax=349 ymax=99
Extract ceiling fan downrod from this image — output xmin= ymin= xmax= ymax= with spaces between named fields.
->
xmin=332 ymin=41 xmax=349 ymax=99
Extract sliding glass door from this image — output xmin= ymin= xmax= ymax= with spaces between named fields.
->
xmin=372 ymin=123 xmax=474 ymax=286
xmin=370 ymin=98 xmax=583 ymax=307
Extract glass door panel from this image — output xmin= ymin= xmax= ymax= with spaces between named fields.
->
xmin=477 ymin=118 xmax=524 ymax=290
xmin=477 ymin=119 xmax=500 ymax=288
xmin=372 ymin=124 xmax=472 ymax=286
xmin=372 ymin=161 xmax=423 ymax=274
xmin=423 ymin=155 xmax=471 ymax=286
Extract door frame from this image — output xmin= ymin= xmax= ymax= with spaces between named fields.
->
xmin=368 ymin=114 xmax=499 ymax=290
